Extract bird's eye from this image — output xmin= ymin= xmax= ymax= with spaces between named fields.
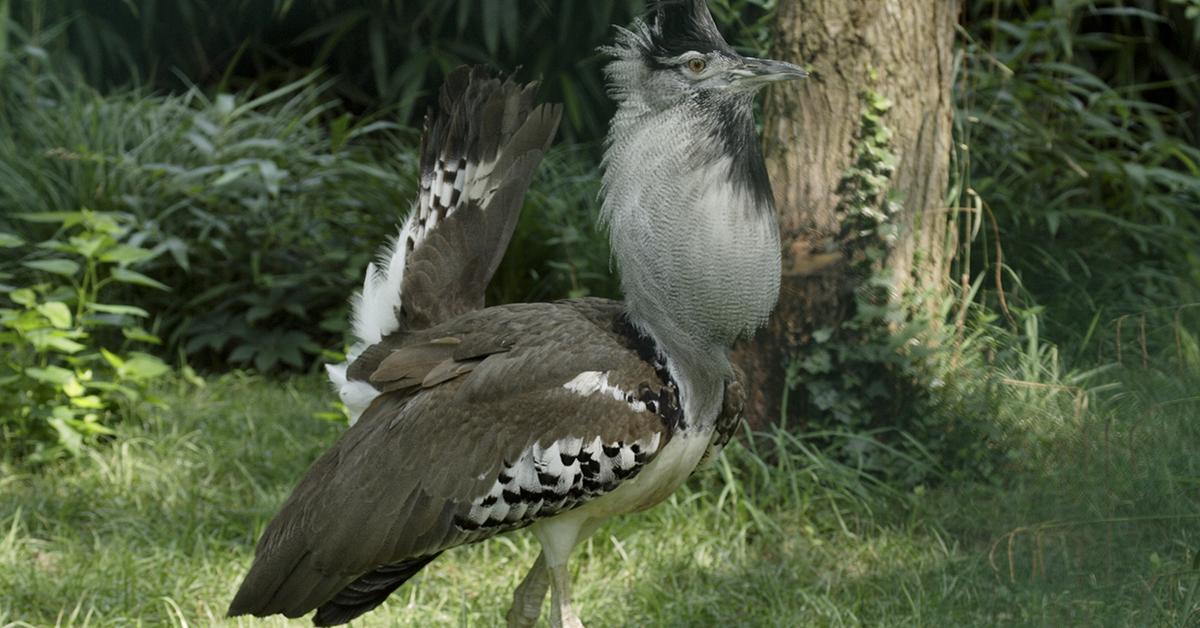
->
xmin=686 ymin=58 xmax=707 ymax=73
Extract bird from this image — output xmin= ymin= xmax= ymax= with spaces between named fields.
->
xmin=226 ymin=1 xmax=807 ymax=626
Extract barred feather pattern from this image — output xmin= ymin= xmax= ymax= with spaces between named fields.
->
xmin=332 ymin=68 xmax=561 ymax=423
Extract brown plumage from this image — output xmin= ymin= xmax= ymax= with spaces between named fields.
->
xmin=228 ymin=299 xmax=744 ymax=623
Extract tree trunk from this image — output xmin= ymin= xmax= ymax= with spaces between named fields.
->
xmin=736 ymin=0 xmax=961 ymax=428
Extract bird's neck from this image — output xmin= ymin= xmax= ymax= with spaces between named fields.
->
xmin=600 ymin=94 xmax=781 ymax=423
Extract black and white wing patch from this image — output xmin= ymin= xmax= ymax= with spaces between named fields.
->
xmin=352 ymin=67 xmax=562 ymax=344
xmin=453 ymin=432 xmax=662 ymax=535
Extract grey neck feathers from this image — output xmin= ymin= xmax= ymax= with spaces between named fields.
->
xmin=600 ymin=40 xmax=781 ymax=422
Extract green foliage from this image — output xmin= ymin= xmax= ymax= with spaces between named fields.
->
xmin=785 ymin=90 xmax=999 ymax=483
xmin=3 ymin=365 xmax=1198 ymax=624
xmin=0 ymin=42 xmax=415 ymax=373
xmin=492 ymin=145 xmax=621 ymax=303
xmin=0 ymin=210 xmax=169 ymax=461
xmin=958 ymin=0 xmax=1200 ymax=358
xmin=12 ymin=0 xmax=777 ymax=144
xmin=0 ymin=39 xmax=628 ymax=374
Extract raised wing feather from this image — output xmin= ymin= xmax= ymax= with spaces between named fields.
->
xmin=353 ymin=68 xmax=562 ymax=346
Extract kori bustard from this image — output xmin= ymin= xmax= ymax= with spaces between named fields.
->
xmin=228 ymin=1 xmax=806 ymax=625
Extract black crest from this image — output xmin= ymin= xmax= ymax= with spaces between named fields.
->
xmin=649 ymin=0 xmax=734 ymax=57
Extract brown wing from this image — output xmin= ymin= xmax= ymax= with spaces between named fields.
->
xmin=227 ymin=299 xmax=679 ymax=621
xmin=399 ymin=68 xmax=562 ymax=329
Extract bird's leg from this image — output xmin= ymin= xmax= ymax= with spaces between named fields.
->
xmin=547 ymin=559 xmax=583 ymax=628
xmin=506 ymin=551 xmax=549 ymax=628
xmin=532 ymin=515 xmax=599 ymax=628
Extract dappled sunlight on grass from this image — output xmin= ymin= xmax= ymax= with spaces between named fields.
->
xmin=3 ymin=367 xmax=1199 ymax=626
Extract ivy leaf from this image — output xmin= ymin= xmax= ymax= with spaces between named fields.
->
xmin=110 ymin=268 xmax=170 ymax=291
xmin=23 ymin=259 xmax=80 ymax=277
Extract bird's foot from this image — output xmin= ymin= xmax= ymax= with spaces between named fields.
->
xmin=551 ymin=603 xmax=585 ymax=628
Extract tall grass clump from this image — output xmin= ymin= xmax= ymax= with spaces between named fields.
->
xmin=957 ymin=0 xmax=1200 ymax=359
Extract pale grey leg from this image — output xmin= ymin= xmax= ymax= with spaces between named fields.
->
xmin=506 ymin=552 xmax=549 ymax=628
xmin=547 ymin=560 xmax=584 ymax=628
xmin=532 ymin=514 xmax=601 ymax=628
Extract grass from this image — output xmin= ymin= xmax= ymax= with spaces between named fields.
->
xmin=1 ymin=363 xmax=1199 ymax=627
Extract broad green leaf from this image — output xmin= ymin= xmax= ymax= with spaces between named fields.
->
xmin=254 ymin=349 xmax=279 ymax=372
xmin=162 ymin=237 xmax=190 ymax=272
xmin=228 ymin=344 xmax=256 ymax=363
xmin=110 ymin=268 xmax=169 ymax=291
xmin=181 ymin=365 xmax=206 ymax=388
xmin=23 ymin=259 xmax=80 ymax=277
xmin=40 ymin=335 xmax=87 ymax=353
xmin=25 ymin=365 xmax=74 ymax=385
xmin=70 ymin=395 xmax=104 ymax=409
xmin=212 ymin=167 xmax=250 ymax=186
xmin=87 ymin=380 xmax=139 ymax=401
xmin=90 ymin=303 xmax=150 ymax=318
xmin=0 ymin=232 xmax=23 ymax=247
xmin=49 ymin=416 xmax=84 ymax=454
xmin=120 ymin=353 xmax=169 ymax=380
xmin=37 ymin=302 xmax=72 ymax=329
xmin=10 ymin=288 xmax=36 ymax=306
xmin=62 ymin=377 xmax=85 ymax=398
xmin=69 ymin=234 xmax=110 ymax=258
xmin=99 ymin=244 xmax=155 ymax=265
xmin=122 ymin=326 xmax=161 ymax=344
xmin=6 ymin=310 xmax=51 ymax=332
xmin=71 ymin=414 xmax=115 ymax=435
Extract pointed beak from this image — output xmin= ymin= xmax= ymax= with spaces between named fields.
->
xmin=734 ymin=57 xmax=809 ymax=87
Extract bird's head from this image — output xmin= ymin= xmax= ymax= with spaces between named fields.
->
xmin=603 ymin=0 xmax=807 ymax=110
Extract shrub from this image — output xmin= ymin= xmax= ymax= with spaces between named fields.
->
xmin=0 ymin=210 xmax=170 ymax=461
xmin=0 ymin=42 xmax=414 ymax=372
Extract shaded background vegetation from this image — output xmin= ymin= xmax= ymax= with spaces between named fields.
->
xmin=3 ymin=0 xmax=1200 ymax=467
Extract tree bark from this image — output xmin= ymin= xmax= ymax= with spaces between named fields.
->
xmin=736 ymin=0 xmax=961 ymax=428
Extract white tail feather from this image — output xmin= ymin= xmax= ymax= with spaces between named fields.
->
xmin=350 ymin=214 xmax=416 ymax=350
